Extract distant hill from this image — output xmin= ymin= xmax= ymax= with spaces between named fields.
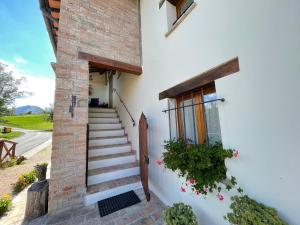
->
xmin=15 ymin=105 xmax=44 ymax=115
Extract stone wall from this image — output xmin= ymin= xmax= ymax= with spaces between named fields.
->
xmin=49 ymin=0 xmax=140 ymax=214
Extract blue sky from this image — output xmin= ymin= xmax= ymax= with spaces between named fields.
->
xmin=0 ymin=0 xmax=55 ymax=107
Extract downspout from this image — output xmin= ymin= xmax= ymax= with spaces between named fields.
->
xmin=39 ymin=0 xmax=57 ymax=54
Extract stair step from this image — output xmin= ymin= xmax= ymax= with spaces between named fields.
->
xmin=89 ymin=123 xmax=122 ymax=130
xmin=89 ymin=112 xmax=118 ymax=118
xmin=89 ymin=129 xmax=125 ymax=138
xmin=85 ymin=175 xmax=142 ymax=206
xmin=89 ymin=143 xmax=131 ymax=157
xmin=88 ymin=162 xmax=139 ymax=185
xmin=89 ymin=136 xmax=128 ymax=147
xmin=89 ymin=108 xmax=116 ymax=113
xmin=88 ymin=152 xmax=136 ymax=169
xmin=89 ymin=117 xmax=120 ymax=124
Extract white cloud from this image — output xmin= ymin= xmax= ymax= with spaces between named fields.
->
xmin=15 ymin=56 xmax=28 ymax=64
xmin=0 ymin=59 xmax=55 ymax=108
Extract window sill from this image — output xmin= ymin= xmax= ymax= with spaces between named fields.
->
xmin=165 ymin=2 xmax=197 ymax=38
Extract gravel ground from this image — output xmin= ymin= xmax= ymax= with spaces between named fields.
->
xmin=0 ymin=146 xmax=51 ymax=197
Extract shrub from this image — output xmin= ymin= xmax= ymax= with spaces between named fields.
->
xmin=225 ymin=195 xmax=288 ymax=225
xmin=0 ymin=194 xmax=12 ymax=217
xmin=163 ymin=139 xmax=235 ymax=195
xmin=12 ymin=170 xmax=36 ymax=193
xmin=163 ymin=203 xmax=198 ymax=225
xmin=34 ymin=162 xmax=48 ymax=181
xmin=0 ymin=156 xmax=26 ymax=169
xmin=0 ymin=158 xmax=17 ymax=168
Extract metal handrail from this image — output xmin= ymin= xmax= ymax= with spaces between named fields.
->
xmin=113 ymin=88 xmax=136 ymax=127
xmin=162 ymin=98 xmax=225 ymax=113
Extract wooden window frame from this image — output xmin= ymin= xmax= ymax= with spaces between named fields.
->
xmin=176 ymin=84 xmax=216 ymax=144
xmin=176 ymin=0 xmax=194 ymax=18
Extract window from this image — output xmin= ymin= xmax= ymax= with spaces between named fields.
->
xmin=176 ymin=0 xmax=194 ymax=18
xmin=168 ymin=83 xmax=222 ymax=145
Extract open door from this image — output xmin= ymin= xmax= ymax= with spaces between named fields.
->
xmin=139 ymin=113 xmax=150 ymax=201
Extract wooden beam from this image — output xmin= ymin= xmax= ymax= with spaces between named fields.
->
xmin=78 ymin=52 xmax=142 ymax=75
xmin=159 ymin=57 xmax=240 ymax=100
xmin=48 ymin=0 xmax=60 ymax=9
xmin=51 ymin=11 xmax=60 ymax=19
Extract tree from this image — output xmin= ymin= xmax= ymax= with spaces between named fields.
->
xmin=0 ymin=62 xmax=27 ymax=116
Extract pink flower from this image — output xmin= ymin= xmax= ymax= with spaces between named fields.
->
xmin=195 ymin=191 xmax=200 ymax=196
xmin=186 ymin=138 xmax=192 ymax=143
xmin=181 ymin=186 xmax=186 ymax=192
xmin=189 ymin=178 xmax=195 ymax=184
xmin=204 ymin=187 xmax=209 ymax=193
xmin=233 ymin=150 xmax=239 ymax=158
xmin=156 ymin=160 xmax=162 ymax=166
xmin=217 ymin=194 xmax=224 ymax=201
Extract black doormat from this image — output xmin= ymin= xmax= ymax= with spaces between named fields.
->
xmin=97 ymin=191 xmax=141 ymax=217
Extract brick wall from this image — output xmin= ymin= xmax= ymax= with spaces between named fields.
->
xmin=49 ymin=0 xmax=140 ymax=215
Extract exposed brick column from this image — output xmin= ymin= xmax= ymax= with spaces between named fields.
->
xmin=48 ymin=0 xmax=89 ymax=214
xmin=48 ymin=0 xmax=141 ymax=215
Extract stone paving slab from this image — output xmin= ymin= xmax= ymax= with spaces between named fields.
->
xmin=0 ymin=188 xmax=166 ymax=225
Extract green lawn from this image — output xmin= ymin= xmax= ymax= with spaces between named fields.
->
xmin=0 ymin=114 xmax=53 ymax=131
xmin=0 ymin=131 xmax=24 ymax=140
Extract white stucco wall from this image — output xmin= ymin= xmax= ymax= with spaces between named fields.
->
xmin=113 ymin=0 xmax=300 ymax=224
xmin=89 ymin=73 xmax=109 ymax=104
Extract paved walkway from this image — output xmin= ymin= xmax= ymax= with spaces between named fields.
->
xmin=0 ymin=188 xmax=165 ymax=225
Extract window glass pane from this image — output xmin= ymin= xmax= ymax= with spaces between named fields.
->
xmin=180 ymin=98 xmax=198 ymax=144
xmin=203 ymin=93 xmax=222 ymax=145
xmin=169 ymin=99 xmax=178 ymax=140
xmin=179 ymin=0 xmax=194 ymax=16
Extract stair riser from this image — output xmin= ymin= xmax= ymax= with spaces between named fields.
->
xmin=89 ymin=118 xmax=120 ymax=123
xmin=88 ymin=167 xmax=139 ymax=185
xmin=89 ymin=108 xmax=116 ymax=113
xmin=88 ymin=155 xmax=136 ymax=170
xmin=89 ymin=130 xmax=124 ymax=138
xmin=89 ymin=123 xmax=122 ymax=130
xmin=89 ymin=137 xmax=128 ymax=146
xmin=89 ymin=113 xmax=118 ymax=118
xmin=85 ymin=182 xmax=142 ymax=206
xmin=89 ymin=145 xmax=131 ymax=157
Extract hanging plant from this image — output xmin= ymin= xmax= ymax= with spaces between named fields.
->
xmin=162 ymin=139 xmax=238 ymax=197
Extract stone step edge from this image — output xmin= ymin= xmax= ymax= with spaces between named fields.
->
xmin=88 ymin=143 xmax=131 ymax=151
xmin=89 ymin=135 xmax=127 ymax=140
xmin=88 ymin=151 xmax=135 ymax=162
xmin=84 ymin=181 xmax=142 ymax=206
xmin=88 ymin=162 xmax=139 ymax=176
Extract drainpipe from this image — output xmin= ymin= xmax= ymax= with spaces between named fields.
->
xmin=38 ymin=0 xmax=57 ymax=54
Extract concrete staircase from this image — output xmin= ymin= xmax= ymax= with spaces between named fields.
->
xmin=85 ymin=107 xmax=141 ymax=205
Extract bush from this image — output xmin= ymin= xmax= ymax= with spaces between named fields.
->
xmin=163 ymin=203 xmax=198 ymax=225
xmin=0 ymin=158 xmax=17 ymax=168
xmin=225 ymin=195 xmax=288 ymax=225
xmin=12 ymin=170 xmax=36 ymax=193
xmin=0 ymin=156 xmax=26 ymax=169
xmin=0 ymin=194 xmax=12 ymax=217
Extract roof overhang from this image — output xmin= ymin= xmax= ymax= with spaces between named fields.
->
xmin=39 ymin=0 xmax=60 ymax=54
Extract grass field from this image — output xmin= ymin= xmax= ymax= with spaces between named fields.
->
xmin=0 ymin=114 xmax=53 ymax=131
xmin=0 ymin=131 xmax=24 ymax=140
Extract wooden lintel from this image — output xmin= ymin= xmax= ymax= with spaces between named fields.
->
xmin=78 ymin=52 xmax=142 ymax=75
xmin=159 ymin=57 xmax=240 ymax=100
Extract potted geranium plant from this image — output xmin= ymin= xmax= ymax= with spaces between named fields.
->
xmin=34 ymin=163 xmax=48 ymax=182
